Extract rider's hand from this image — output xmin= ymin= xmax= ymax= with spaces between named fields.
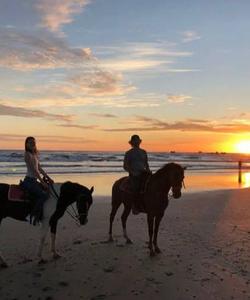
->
xmin=49 ymin=178 xmax=54 ymax=184
xmin=42 ymin=182 xmax=49 ymax=190
xmin=46 ymin=175 xmax=54 ymax=184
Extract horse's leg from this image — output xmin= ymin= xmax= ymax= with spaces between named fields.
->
xmin=0 ymin=219 xmax=8 ymax=268
xmin=153 ymin=215 xmax=163 ymax=254
xmin=50 ymin=232 xmax=61 ymax=259
xmin=147 ymin=214 xmax=155 ymax=256
xmin=108 ymin=202 xmax=121 ymax=242
xmin=121 ymin=204 xmax=132 ymax=244
xmin=0 ymin=252 xmax=7 ymax=268
xmin=37 ymin=218 xmax=50 ymax=264
xmin=49 ymin=208 xmax=65 ymax=259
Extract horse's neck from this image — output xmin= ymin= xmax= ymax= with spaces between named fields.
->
xmin=151 ymin=172 xmax=171 ymax=193
xmin=45 ymin=183 xmax=62 ymax=211
xmin=50 ymin=183 xmax=75 ymax=207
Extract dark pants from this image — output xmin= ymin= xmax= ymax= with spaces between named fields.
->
xmin=21 ymin=176 xmax=49 ymax=219
xmin=129 ymin=175 xmax=142 ymax=194
xmin=129 ymin=171 xmax=150 ymax=193
xmin=129 ymin=171 xmax=151 ymax=212
xmin=129 ymin=173 xmax=145 ymax=211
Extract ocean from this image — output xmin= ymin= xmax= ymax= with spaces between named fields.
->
xmin=1 ymin=150 xmax=250 ymax=195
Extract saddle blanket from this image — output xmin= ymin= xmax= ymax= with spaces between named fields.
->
xmin=8 ymin=185 xmax=26 ymax=202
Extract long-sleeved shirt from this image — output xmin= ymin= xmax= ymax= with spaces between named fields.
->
xmin=123 ymin=147 xmax=149 ymax=176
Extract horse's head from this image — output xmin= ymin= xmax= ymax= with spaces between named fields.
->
xmin=155 ymin=163 xmax=185 ymax=199
xmin=167 ymin=163 xmax=185 ymax=199
xmin=76 ymin=186 xmax=94 ymax=225
xmin=59 ymin=182 xmax=94 ymax=226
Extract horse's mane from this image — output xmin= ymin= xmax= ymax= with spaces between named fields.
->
xmin=153 ymin=162 xmax=178 ymax=179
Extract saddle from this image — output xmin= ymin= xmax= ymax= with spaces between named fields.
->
xmin=120 ymin=173 xmax=151 ymax=194
xmin=8 ymin=184 xmax=26 ymax=202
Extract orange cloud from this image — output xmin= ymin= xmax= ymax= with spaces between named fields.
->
xmin=104 ymin=115 xmax=250 ymax=133
xmin=36 ymin=0 xmax=90 ymax=32
xmin=0 ymin=103 xmax=73 ymax=122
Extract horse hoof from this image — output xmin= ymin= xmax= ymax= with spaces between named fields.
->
xmin=99 ymin=239 xmax=114 ymax=244
xmin=0 ymin=262 xmax=8 ymax=269
xmin=155 ymin=247 xmax=161 ymax=254
xmin=53 ymin=253 xmax=62 ymax=260
xmin=38 ymin=258 xmax=47 ymax=265
xmin=126 ymin=239 xmax=133 ymax=244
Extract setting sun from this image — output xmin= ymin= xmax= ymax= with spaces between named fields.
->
xmin=235 ymin=140 xmax=250 ymax=154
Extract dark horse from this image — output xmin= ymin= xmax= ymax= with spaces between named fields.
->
xmin=0 ymin=181 xmax=94 ymax=267
xmin=109 ymin=163 xmax=185 ymax=256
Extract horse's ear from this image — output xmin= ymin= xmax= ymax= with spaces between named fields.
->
xmin=90 ymin=186 xmax=94 ymax=194
xmin=183 ymin=166 xmax=187 ymax=170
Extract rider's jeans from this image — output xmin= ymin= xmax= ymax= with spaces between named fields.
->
xmin=21 ymin=176 xmax=49 ymax=217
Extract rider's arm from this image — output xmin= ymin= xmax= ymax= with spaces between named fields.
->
xmin=26 ymin=153 xmax=48 ymax=189
xmin=123 ymin=152 xmax=130 ymax=172
xmin=38 ymin=163 xmax=54 ymax=184
xmin=144 ymin=151 xmax=150 ymax=172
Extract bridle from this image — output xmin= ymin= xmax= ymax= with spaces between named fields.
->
xmin=49 ymin=183 xmax=89 ymax=227
xmin=66 ymin=201 xmax=89 ymax=227
xmin=168 ymin=176 xmax=185 ymax=199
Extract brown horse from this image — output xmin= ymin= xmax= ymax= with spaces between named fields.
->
xmin=108 ymin=162 xmax=185 ymax=256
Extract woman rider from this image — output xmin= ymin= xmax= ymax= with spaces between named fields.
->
xmin=21 ymin=137 xmax=53 ymax=225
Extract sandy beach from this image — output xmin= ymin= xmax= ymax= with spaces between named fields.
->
xmin=0 ymin=188 xmax=250 ymax=300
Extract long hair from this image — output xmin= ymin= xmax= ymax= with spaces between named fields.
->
xmin=25 ymin=136 xmax=38 ymax=154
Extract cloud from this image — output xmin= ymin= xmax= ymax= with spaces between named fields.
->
xmin=0 ymin=103 xmax=73 ymax=122
xmin=57 ymin=123 xmax=98 ymax=129
xmin=186 ymin=118 xmax=210 ymax=123
xmin=5 ymin=97 xmax=95 ymax=109
xmin=167 ymin=94 xmax=192 ymax=103
xmin=69 ymin=69 xmax=135 ymax=96
xmin=100 ymin=59 xmax=171 ymax=72
xmin=35 ymin=0 xmax=90 ymax=32
xmin=97 ymin=42 xmax=193 ymax=73
xmin=0 ymin=102 xmax=99 ymax=131
xmin=0 ymin=133 xmax=95 ymax=144
xmin=89 ymin=113 xmax=117 ymax=118
xmin=104 ymin=116 xmax=250 ymax=133
xmin=98 ymin=96 xmax=160 ymax=108
xmin=181 ymin=31 xmax=201 ymax=43
xmin=0 ymin=28 xmax=93 ymax=71
xmin=166 ymin=69 xmax=200 ymax=73
xmin=0 ymin=28 xmax=133 ymax=97
xmin=96 ymin=43 xmax=192 ymax=58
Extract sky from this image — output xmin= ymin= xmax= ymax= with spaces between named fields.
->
xmin=0 ymin=0 xmax=250 ymax=153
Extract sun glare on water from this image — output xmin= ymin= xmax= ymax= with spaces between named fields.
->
xmin=242 ymin=172 xmax=250 ymax=188
xmin=235 ymin=140 xmax=250 ymax=154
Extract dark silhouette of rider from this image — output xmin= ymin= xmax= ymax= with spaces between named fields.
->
xmin=123 ymin=135 xmax=150 ymax=214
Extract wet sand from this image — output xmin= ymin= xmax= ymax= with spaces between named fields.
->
xmin=0 ymin=188 xmax=250 ymax=300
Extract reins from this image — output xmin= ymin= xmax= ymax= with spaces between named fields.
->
xmin=49 ymin=183 xmax=81 ymax=227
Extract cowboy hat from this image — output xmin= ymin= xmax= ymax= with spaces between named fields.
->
xmin=129 ymin=134 xmax=142 ymax=144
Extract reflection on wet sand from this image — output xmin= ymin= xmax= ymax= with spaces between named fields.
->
xmin=1 ymin=170 xmax=250 ymax=196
